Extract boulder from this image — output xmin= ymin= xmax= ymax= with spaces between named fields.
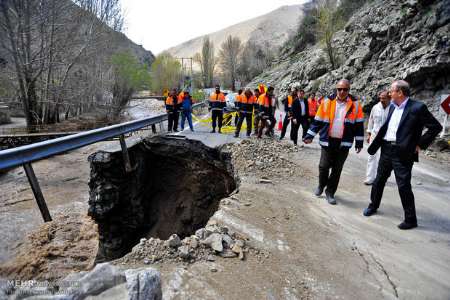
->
xmin=125 ymin=268 xmax=162 ymax=300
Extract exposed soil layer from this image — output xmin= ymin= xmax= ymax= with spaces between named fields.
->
xmin=88 ymin=136 xmax=237 ymax=262
xmin=0 ymin=214 xmax=98 ymax=281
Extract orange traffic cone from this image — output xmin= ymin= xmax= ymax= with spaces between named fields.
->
xmin=277 ymin=114 xmax=283 ymax=131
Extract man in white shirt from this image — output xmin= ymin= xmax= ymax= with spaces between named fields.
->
xmin=364 ymin=91 xmax=391 ymax=185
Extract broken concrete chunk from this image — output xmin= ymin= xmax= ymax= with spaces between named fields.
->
xmin=219 ymin=249 xmax=238 ymax=258
xmin=178 ymin=245 xmax=190 ymax=260
xmin=201 ymin=233 xmax=223 ymax=252
xmin=166 ymin=234 xmax=181 ymax=248
xmin=125 ymin=267 xmax=162 ymax=300
xmin=222 ymin=234 xmax=234 ymax=248
xmin=195 ymin=228 xmax=208 ymax=240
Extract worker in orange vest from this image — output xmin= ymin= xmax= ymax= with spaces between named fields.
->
xmin=165 ymin=89 xmax=180 ymax=132
xmin=303 ymin=79 xmax=364 ymax=205
xmin=234 ymin=89 xmax=243 ymax=126
xmin=280 ymin=88 xmax=297 ymax=140
xmin=307 ymin=92 xmax=319 ymax=128
xmin=257 ymin=86 xmax=276 ymax=138
xmin=209 ymin=85 xmax=226 ymax=133
xmin=252 ymin=88 xmax=261 ymax=135
xmin=235 ymin=89 xmax=256 ymax=138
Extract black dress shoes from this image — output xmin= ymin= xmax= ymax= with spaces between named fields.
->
xmin=363 ymin=207 xmax=377 ymax=216
xmin=398 ymin=221 xmax=418 ymax=230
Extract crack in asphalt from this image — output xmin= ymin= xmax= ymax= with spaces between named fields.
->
xmin=355 ymin=246 xmax=399 ymax=298
xmin=368 ymin=252 xmax=399 ymax=298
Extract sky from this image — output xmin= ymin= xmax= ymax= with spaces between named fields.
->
xmin=121 ymin=0 xmax=305 ymax=54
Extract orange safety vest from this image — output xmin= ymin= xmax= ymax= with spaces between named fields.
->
xmin=177 ymin=92 xmax=184 ymax=102
xmin=287 ymin=95 xmax=294 ymax=108
xmin=307 ymin=95 xmax=365 ymax=148
xmin=165 ymin=96 xmax=176 ymax=106
xmin=308 ymin=97 xmax=318 ymax=117
xmin=241 ymin=95 xmax=256 ymax=104
xmin=209 ymin=92 xmax=226 ymax=102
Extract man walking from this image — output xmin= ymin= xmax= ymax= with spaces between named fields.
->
xmin=290 ymin=89 xmax=309 ymax=145
xmin=363 ymin=80 xmax=442 ymax=229
xmin=209 ymin=85 xmax=226 ymax=133
xmin=364 ymin=91 xmax=391 ymax=185
xmin=303 ymin=79 xmax=364 ymax=204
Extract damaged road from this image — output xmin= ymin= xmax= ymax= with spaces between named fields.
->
xmin=0 ymin=116 xmax=449 ymax=299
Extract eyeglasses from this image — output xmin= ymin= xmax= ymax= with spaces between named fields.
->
xmin=337 ymin=88 xmax=349 ymax=92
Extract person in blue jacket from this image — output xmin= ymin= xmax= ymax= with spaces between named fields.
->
xmin=180 ymin=90 xmax=194 ymax=132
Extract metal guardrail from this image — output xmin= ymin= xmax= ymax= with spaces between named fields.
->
xmin=0 ymin=101 xmax=206 ymax=222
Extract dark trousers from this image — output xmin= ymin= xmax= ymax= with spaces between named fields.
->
xmin=181 ymin=110 xmax=193 ymax=131
xmin=369 ymin=143 xmax=417 ymax=223
xmin=253 ymin=110 xmax=260 ymax=134
xmin=211 ymin=109 xmax=223 ymax=130
xmin=167 ymin=112 xmax=179 ymax=131
xmin=234 ymin=111 xmax=239 ymax=126
xmin=318 ymin=139 xmax=349 ymax=196
xmin=290 ymin=118 xmax=308 ymax=145
xmin=235 ymin=112 xmax=252 ymax=136
xmin=280 ymin=114 xmax=291 ymax=139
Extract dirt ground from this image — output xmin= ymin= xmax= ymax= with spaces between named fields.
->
xmin=0 ymin=112 xmax=449 ymax=299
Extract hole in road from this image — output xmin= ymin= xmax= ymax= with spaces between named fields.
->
xmin=88 ymin=136 xmax=237 ymax=262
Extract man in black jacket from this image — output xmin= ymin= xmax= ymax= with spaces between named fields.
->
xmin=363 ymin=80 xmax=443 ymax=230
xmin=290 ymin=89 xmax=309 ymax=145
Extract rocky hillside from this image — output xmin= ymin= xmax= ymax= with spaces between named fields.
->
xmin=166 ymin=5 xmax=304 ymax=58
xmin=249 ymin=0 xmax=450 ymax=114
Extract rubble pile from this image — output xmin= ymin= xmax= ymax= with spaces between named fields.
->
xmin=225 ymin=138 xmax=305 ymax=179
xmin=117 ymin=221 xmax=248 ymax=265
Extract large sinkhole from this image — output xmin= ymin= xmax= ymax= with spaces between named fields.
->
xmin=87 ymin=136 xmax=237 ymax=262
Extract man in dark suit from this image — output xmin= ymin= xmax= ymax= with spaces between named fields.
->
xmin=363 ymin=80 xmax=443 ymax=230
xmin=290 ymin=89 xmax=309 ymax=145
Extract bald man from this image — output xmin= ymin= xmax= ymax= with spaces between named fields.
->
xmin=364 ymin=91 xmax=391 ymax=185
xmin=304 ymin=79 xmax=365 ymax=205
xmin=364 ymin=80 xmax=442 ymax=229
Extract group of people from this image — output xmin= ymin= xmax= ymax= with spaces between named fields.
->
xmin=208 ymin=84 xmax=278 ymax=138
xmin=167 ymin=78 xmax=443 ymax=230
xmin=164 ymin=89 xmax=195 ymax=132
xmin=304 ymin=79 xmax=442 ymax=230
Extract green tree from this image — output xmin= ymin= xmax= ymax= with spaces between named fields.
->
xmin=110 ymin=52 xmax=151 ymax=116
xmin=150 ymin=52 xmax=181 ymax=94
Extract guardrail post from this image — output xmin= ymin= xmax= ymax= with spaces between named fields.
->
xmin=119 ymin=134 xmax=133 ymax=173
xmin=23 ymin=163 xmax=52 ymax=222
xmin=151 ymin=124 xmax=157 ymax=134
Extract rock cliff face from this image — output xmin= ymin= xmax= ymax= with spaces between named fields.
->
xmin=250 ymin=0 xmax=450 ymax=114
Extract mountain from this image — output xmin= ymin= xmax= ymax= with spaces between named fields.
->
xmin=249 ymin=0 xmax=450 ymax=115
xmin=165 ymin=5 xmax=304 ymax=58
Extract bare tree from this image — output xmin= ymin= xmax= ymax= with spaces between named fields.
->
xmin=237 ymin=41 xmax=274 ymax=84
xmin=194 ymin=36 xmax=216 ymax=88
xmin=0 ymin=0 xmax=125 ymax=129
xmin=219 ymin=35 xmax=241 ymax=91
